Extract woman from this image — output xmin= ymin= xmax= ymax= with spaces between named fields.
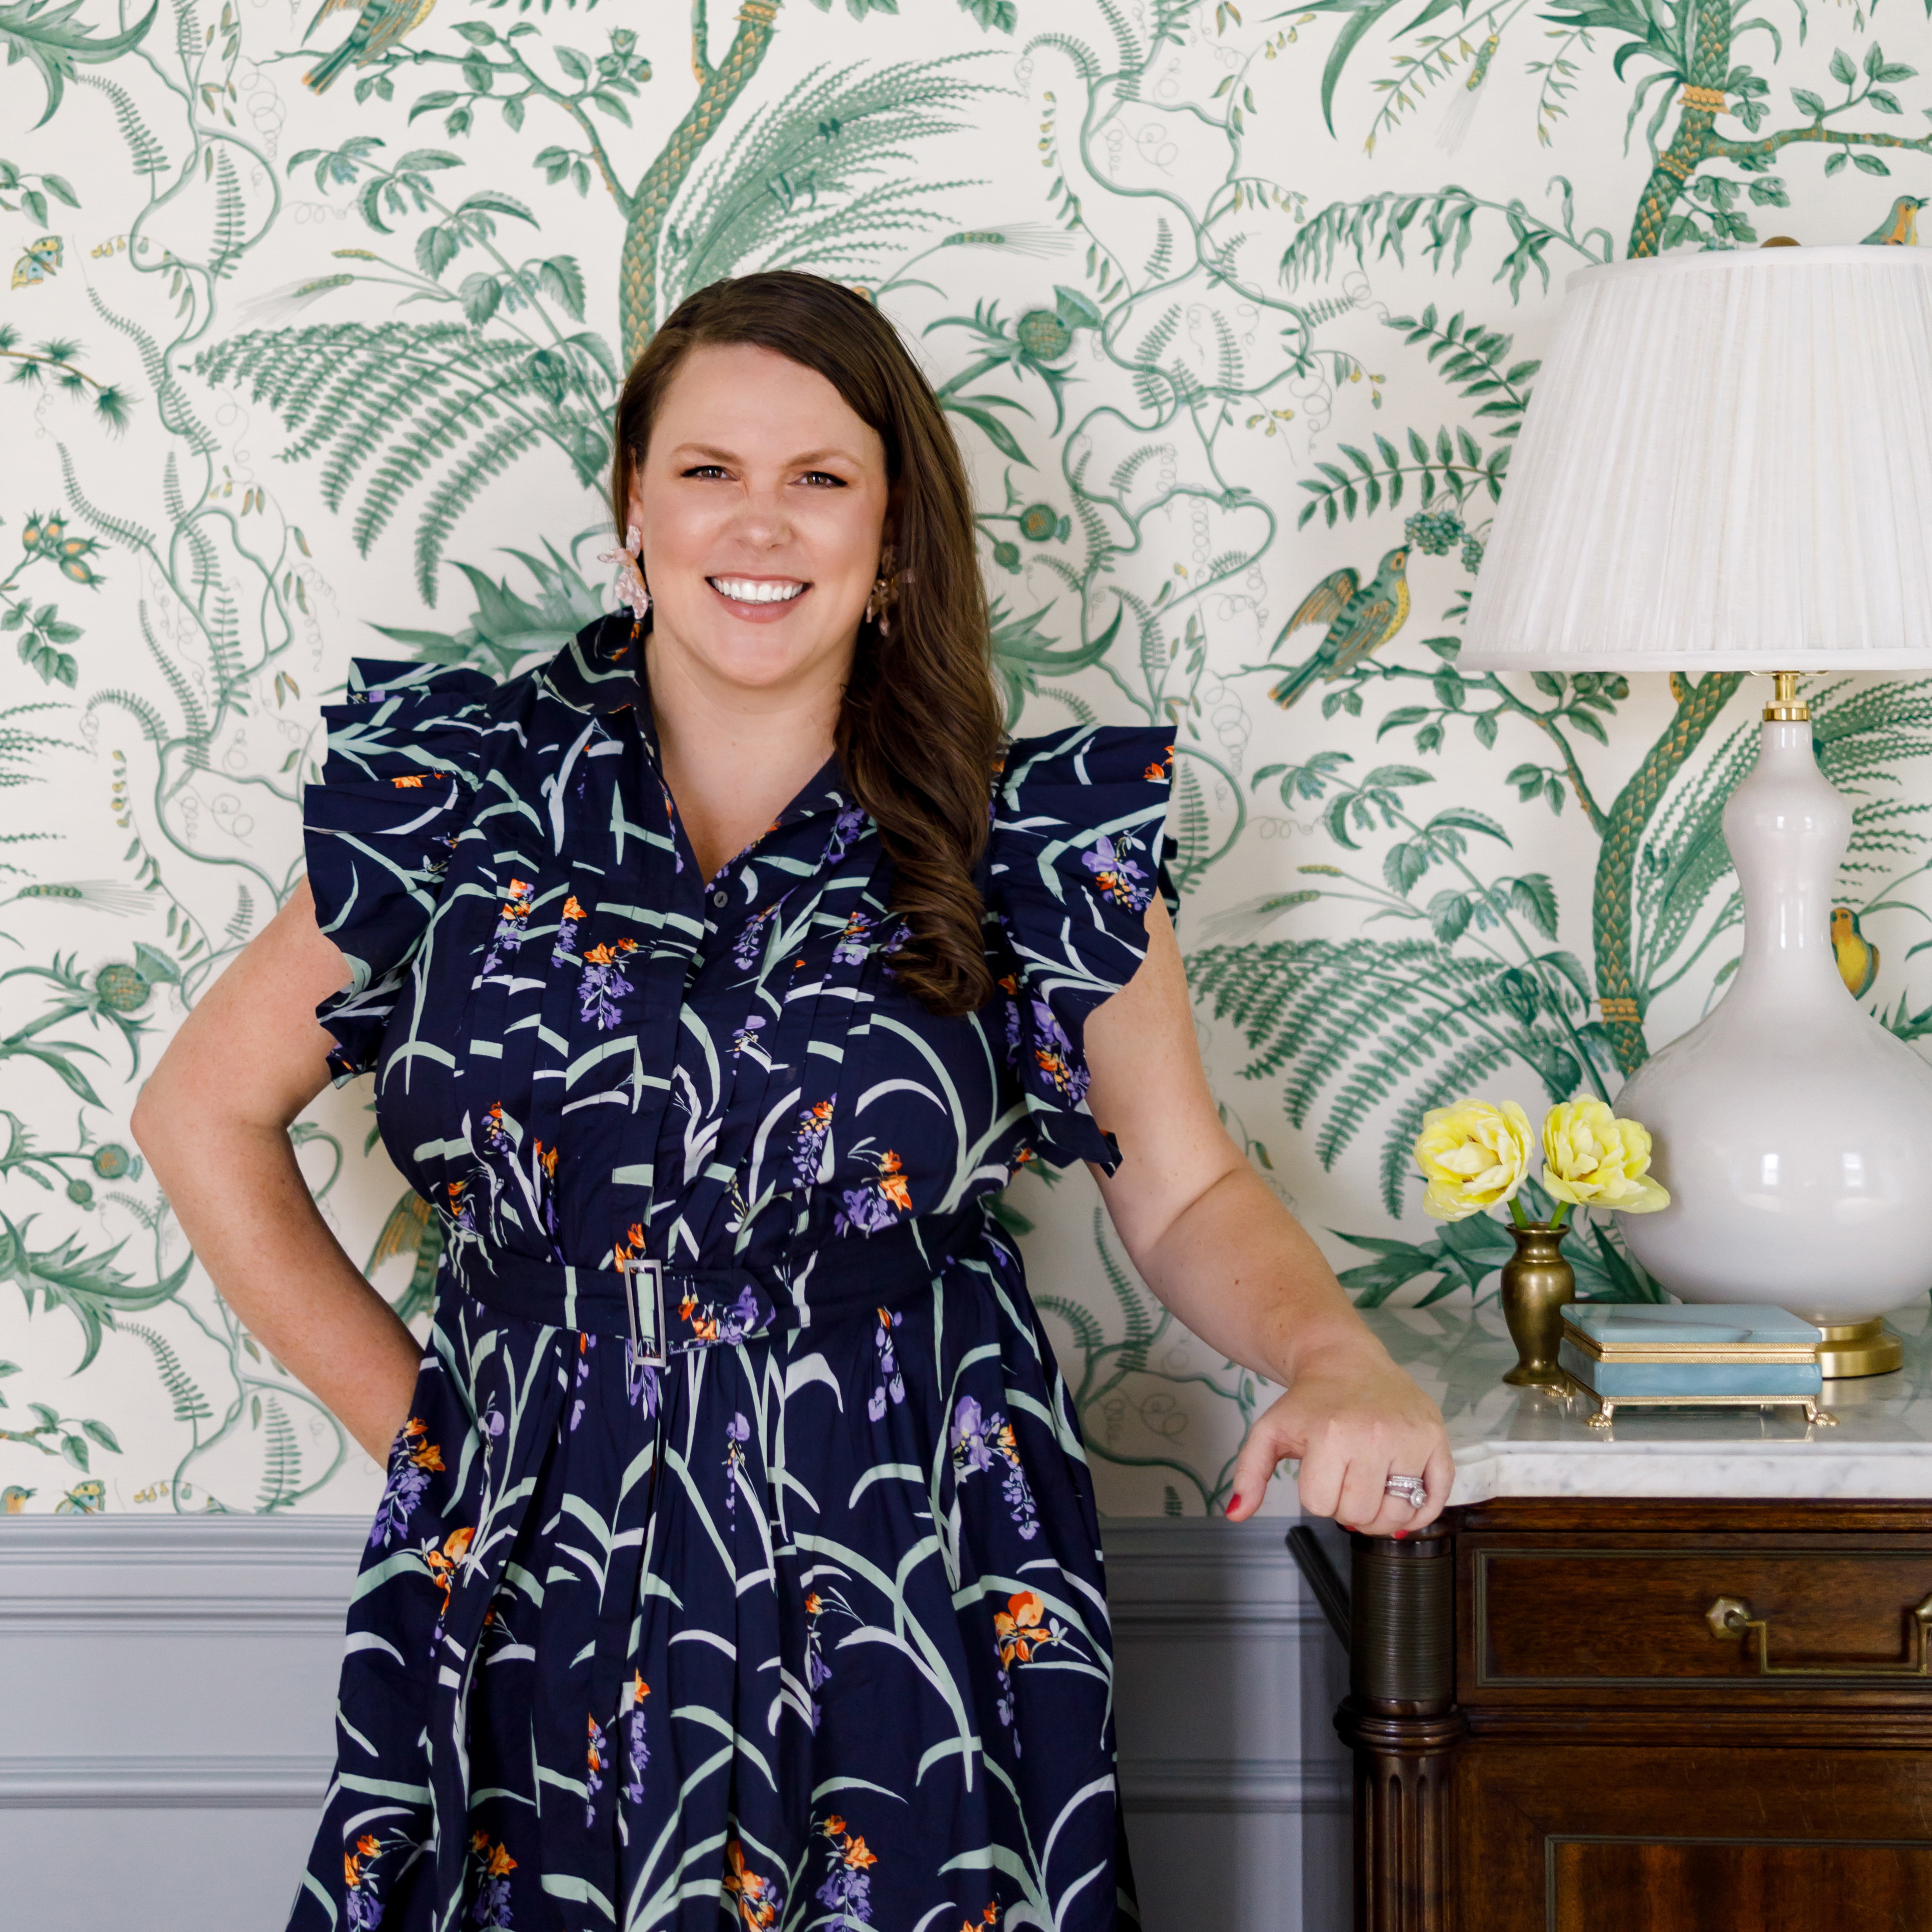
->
xmin=135 ymin=271 xmax=1449 ymax=1932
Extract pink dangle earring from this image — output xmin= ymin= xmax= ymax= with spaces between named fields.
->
xmin=599 ymin=524 xmax=651 ymax=636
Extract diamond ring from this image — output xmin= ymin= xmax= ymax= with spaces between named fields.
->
xmin=1384 ymin=1473 xmax=1427 ymax=1507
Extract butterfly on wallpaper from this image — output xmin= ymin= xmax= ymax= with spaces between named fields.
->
xmin=10 ymin=235 xmax=61 ymax=289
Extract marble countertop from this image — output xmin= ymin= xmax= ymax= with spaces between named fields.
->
xmin=1365 ymin=1301 xmax=1932 ymax=1504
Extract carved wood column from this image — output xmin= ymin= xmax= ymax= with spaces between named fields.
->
xmin=1335 ymin=1528 xmax=1467 ymax=1932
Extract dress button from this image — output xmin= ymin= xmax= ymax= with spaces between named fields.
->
xmin=712 ymin=890 xmax=728 ymax=907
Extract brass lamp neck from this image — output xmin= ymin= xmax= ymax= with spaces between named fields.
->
xmin=1764 ymin=670 xmax=1810 ymax=722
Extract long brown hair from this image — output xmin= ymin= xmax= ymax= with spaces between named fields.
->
xmin=609 ymin=271 xmax=1003 ymax=1016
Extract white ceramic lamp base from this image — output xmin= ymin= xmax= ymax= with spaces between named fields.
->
xmin=1616 ymin=715 xmax=1932 ymax=1333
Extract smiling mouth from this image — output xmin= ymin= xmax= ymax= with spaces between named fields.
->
xmin=709 ymin=576 xmax=807 ymax=605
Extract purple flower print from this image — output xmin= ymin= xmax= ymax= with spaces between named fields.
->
xmin=813 ymin=1819 xmax=880 ymax=1929
xmin=833 ymin=910 xmax=874 ymax=967
xmin=833 ymin=1148 xmax=911 ymax=1237
xmin=621 ymin=1671 xmax=649 ymax=1804
xmin=723 ymin=1411 xmax=751 ymax=1514
xmin=550 ymin=893 xmax=585 ymax=965
xmin=584 ymin=1711 xmax=607 ymax=1829
xmin=949 ymin=1395 xmax=1041 ymax=1540
xmin=479 ymin=878 xmax=533 ymax=976
xmin=369 ymin=1417 xmax=441 ymax=1549
xmin=467 ymin=1832 xmax=517 ymax=1928
xmin=344 ymin=1830 xmax=388 ymax=1929
xmin=821 ymin=804 xmax=867 ymax=867
xmin=624 ymin=1341 xmax=660 ymax=1420
xmin=867 ymin=1307 xmax=904 ymax=1423
xmin=803 ymin=1589 xmax=832 ymax=1729
xmin=793 ymin=1100 xmax=834 ymax=1189
xmin=568 ymin=1333 xmax=595 ymax=1433
xmin=730 ymin=1014 xmax=767 ymax=1058
xmin=1081 ymin=832 xmax=1152 ymax=911
xmin=731 ymin=902 xmax=780 ymax=972
xmin=1027 ymin=1000 xmax=1089 ymax=1105
xmin=578 ymin=939 xmax=637 ymax=1031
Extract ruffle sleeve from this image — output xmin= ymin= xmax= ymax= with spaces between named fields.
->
xmin=985 ymin=724 xmax=1177 ymax=1173
xmin=303 ymin=657 xmax=501 ymax=1083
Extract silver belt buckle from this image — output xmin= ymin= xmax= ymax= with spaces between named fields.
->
xmin=619 ymin=1257 xmax=668 ymax=1369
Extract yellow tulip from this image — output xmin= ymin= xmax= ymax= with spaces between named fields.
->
xmin=1542 ymin=1099 xmax=1670 ymax=1213
xmin=1414 ymin=1099 xmax=1534 ymax=1220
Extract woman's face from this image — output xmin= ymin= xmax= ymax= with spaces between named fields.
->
xmin=628 ymin=342 xmax=891 ymax=702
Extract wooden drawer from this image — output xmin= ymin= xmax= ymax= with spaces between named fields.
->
xmin=1466 ymin=1537 xmax=1932 ymax=1698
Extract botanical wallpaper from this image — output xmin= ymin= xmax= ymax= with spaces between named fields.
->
xmin=2 ymin=0 xmax=1929 ymax=1518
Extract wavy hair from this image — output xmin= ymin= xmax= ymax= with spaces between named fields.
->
xmin=609 ymin=271 xmax=1003 ymax=1016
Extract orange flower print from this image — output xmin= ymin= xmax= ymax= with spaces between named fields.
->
xmin=468 ymin=1833 xmax=517 ymax=1926
xmin=1144 ymin=743 xmax=1174 ymax=782
xmin=344 ymin=1852 xmax=363 ymax=1889
xmin=836 ymin=1146 xmax=911 ymax=1236
xmin=390 ymin=773 xmax=425 ymax=788
xmin=722 ymin=1838 xmax=782 ymax=1928
xmin=356 ymin=1835 xmax=380 ymax=1859
xmin=814 ymin=1816 xmax=879 ymax=1919
xmin=560 ymin=895 xmax=586 ymax=922
xmin=993 ymin=1589 xmax=1063 ymax=1668
xmin=423 ymin=1526 xmax=474 ymax=1617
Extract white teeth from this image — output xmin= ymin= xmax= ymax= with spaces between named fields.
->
xmin=710 ymin=577 xmax=805 ymax=605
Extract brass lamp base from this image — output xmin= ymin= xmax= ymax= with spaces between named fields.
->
xmin=1815 ymin=1318 xmax=1904 ymax=1379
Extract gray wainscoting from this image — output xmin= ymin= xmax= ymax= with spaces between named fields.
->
xmin=0 ymin=1515 xmax=1351 ymax=1931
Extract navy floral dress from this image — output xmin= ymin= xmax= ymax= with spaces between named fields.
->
xmin=291 ymin=613 xmax=1173 ymax=1932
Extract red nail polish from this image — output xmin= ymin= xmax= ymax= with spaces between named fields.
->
xmin=1393 ymin=1529 xmax=1407 ymax=1539
xmin=1340 ymin=1523 xmax=1355 ymax=1533
xmin=1228 ymin=1493 xmax=1242 ymax=1513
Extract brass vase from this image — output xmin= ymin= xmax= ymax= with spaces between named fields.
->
xmin=1499 ymin=1221 xmax=1575 ymax=1389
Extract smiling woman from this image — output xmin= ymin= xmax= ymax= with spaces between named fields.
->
xmin=129 ymin=270 xmax=1447 ymax=1932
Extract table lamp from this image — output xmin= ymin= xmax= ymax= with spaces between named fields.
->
xmin=1460 ymin=243 xmax=1932 ymax=1378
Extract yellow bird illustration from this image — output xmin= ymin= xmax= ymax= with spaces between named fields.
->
xmin=304 ymin=0 xmax=438 ymax=95
xmin=1268 ymin=547 xmax=1412 ymax=709
xmin=1862 ymin=196 xmax=1924 ymax=247
xmin=2 ymin=1485 xmax=35 ymax=1513
xmin=1831 ymin=905 xmax=1879 ymax=998
xmin=54 ymin=1479 xmax=105 ymax=1515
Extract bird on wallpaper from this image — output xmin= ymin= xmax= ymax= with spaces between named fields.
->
xmin=53 ymin=1479 xmax=105 ymax=1514
xmin=1862 ymin=196 xmax=1924 ymax=246
xmin=1831 ymin=906 xmax=1880 ymax=998
xmin=1267 ymin=546 xmax=1411 ymax=709
xmin=303 ymin=0 xmax=437 ymax=94
xmin=2 ymin=1486 xmax=35 ymax=1513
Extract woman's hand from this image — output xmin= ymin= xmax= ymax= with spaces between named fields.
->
xmin=1225 ymin=1338 xmax=1453 ymax=1533
xmin=1084 ymin=898 xmax=1454 ymax=1536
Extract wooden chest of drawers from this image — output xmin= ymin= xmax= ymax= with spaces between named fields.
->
xmin=1339 ymin=1499 xmax=1932 ymax=1930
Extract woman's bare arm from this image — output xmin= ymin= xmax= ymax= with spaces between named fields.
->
xmin=1082 ymin=898 xmax=1452 ymax=1533
xmin=130 ymin=880 xmax=421 ymax=1464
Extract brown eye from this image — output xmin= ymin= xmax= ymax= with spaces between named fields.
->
xmin=801 ymin=471 xmax=846 ymax=488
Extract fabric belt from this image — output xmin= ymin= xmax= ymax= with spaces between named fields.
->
xmin=446 ymin=1207 xmax=987 ymax=1363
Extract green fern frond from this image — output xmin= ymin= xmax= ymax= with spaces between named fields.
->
xmin=121 ymin=1321 xmax=212 ymax=1427
xmin=58 ymin=445 xmax=155 ymax=552
xmin=80 ymin=73 xmax=169 ymax=176
xmin=256 ymin=1393 xmax=300 ymax=1512
xmin=412 ymin=417 xmax=543 ymax=605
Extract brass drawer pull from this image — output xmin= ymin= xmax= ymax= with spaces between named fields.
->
xmin=1706 ymin=1592 xmax=1932 ymax=1676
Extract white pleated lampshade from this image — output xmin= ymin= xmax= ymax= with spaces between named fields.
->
xmin=1460 ymin=245 xmax=1932 ymax=673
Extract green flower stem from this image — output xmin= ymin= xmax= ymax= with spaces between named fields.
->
xmin=1507 ymin=1194 xmax=1530 ymax=1229
xmin=1549 ymin=1200 xmax=1572 ymax=1230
